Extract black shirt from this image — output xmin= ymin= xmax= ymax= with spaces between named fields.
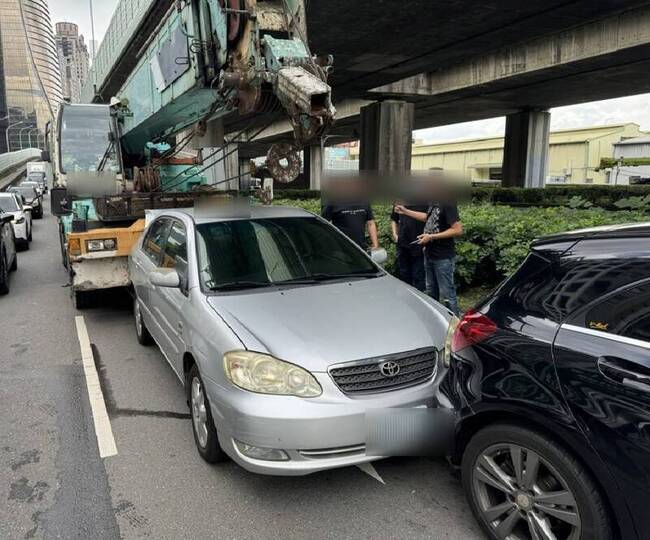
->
xmin=390 ymin=204 xmax=427 ymax=256
xmin=423 ymin=203 xmax=460 ymax=260
xmin=322 ymin=204 xmax=374 ymax=249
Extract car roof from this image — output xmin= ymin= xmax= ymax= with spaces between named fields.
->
xmin=533 ymin=221 xmax=650 ymax=246
xmin=151 ymin=204 xmax=316 ymax=225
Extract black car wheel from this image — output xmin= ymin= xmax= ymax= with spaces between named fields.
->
xmin=188 ymin=364 xmax=227 ymax=464
xmin=462 ymin=423 xmax=612 ymax=540
xmin=9 ymin=251 xmax=17 ymax=271
xmin=0 ymin=251 xmax=8 ymax=295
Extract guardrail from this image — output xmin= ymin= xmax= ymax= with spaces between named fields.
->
xmin=0 ymin=149 xmax=41 ymax=190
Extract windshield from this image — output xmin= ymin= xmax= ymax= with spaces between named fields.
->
xmin=60 ymin=105 xmax=118 ymax=174
xmin=196 ymin=217 xmax=380 ymax=290
xmin=0 ymin=196 xmax=19 ymax=212
xmin=10 ymin=186 xmax=36 ymax=199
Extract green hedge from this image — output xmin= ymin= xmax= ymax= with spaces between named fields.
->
xmin=274 ymin=198 xmax=649 ymax=288
xmin=275 ymin=185 xmax=650 ymax=209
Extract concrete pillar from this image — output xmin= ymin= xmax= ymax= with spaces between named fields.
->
xmin=502 ymin=110 xmax=550 ymax=188
xmin=304 ymin=145 xmax=323 ymax=190
xmin=359 ymin=100 xmax=414 ymax=172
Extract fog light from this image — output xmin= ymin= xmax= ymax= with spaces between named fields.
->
xmin=234 ymin=440 xmax=289 ymax=461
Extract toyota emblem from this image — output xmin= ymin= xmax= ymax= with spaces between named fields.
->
xmin=379 ymin=360 xmax=400 ymax=378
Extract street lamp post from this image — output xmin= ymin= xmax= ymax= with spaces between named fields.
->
xmin=19 ymin=125 xmax=32 ymax=150
xmin=6 ymin=121 xmax=27 ymax=152
xmin=28 ymin=128 xmax=39 ymax=149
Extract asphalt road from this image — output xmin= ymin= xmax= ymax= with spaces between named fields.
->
xmin=0 ymin=197 xmax=484 ymax=540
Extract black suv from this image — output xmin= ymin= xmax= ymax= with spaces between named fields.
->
xmin=445 ymin=222 xmax=650 ymax=540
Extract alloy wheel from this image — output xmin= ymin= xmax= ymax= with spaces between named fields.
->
xmin=191 ymin=377 xmax=209 ymax=448
xmin=472 ymin=443 xmax=581 ymax=540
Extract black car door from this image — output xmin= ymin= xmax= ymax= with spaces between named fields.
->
xmin=553 ymin=279 xmax=650 ymax=533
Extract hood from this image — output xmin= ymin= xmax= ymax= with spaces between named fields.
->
xmin=207 ymin=275 xmax=450 ymax=372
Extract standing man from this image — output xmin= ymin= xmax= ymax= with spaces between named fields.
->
xmin=395 ymin=202 xmax=462 ymax=314
xmin=322 ymin=203 xmax=379 ymax=251
xmin=390 ymin=201 xmax=427 ymax=290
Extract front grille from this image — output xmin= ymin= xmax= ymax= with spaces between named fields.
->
xmin=329 ymin=348 xmax=438 ymax=395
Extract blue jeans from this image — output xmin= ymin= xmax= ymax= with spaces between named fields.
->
xmin=397 ymin=247 xmax=425 ymax=291
xmin=424 ymin=257 xmax=460 ymax=315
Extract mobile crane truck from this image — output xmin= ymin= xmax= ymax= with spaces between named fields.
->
xmin=47 ymin=0 xmax=335 ymax=308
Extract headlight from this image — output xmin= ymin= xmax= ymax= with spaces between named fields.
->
xmin=15 ymin=217 xmax=25 ymax=224
xmin=443 ymin=315 xmax=460 ymax=368
xmin=224 ymin=351 xmax=322 ymax=397
xmin=86 ymin=238 xmax=117 ymax=252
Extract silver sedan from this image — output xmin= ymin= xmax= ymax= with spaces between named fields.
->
xmin=129 ymin=205 xmax=454 ymax=475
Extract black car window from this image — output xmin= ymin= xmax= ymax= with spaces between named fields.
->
xmin=143 ymin=218 xmax=171 ymax=266
xmin=161 ymin=220 xmax=188 ymax=280
xmin=579 ymin=281 xmax=650 ymax=342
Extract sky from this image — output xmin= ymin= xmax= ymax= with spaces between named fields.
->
xmin=49 ymin=0 xmax=650 ymax=143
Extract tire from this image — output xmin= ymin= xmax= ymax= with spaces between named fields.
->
xmin=28 ymin=226 xmax=32 ymax=242
xmin=188 ymin=364 xmax=227 ymax=464
xmin=72 ymin=289 xmax=89 ymax=310
xmin=0 ymin=251 xmax=9 ymax=295
xmin=19 ymin=239 xmax=29 ymax=251
xmin=461 ymin=423 xmax=612 ymax=540
xmin=9 ymin=251 xmax=17 ymax=271
xmin=133 ymin=296 xmax=153 ymax=346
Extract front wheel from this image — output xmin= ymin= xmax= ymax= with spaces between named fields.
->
xmin=133 ymin=296 xmax=153 ymax=346
xmin=0 ymin=252 xmax=9 ymax=295
xmin=462 ymin=423 xmax=612 ymax=540
xmin=188 ymin=365 xmax=227 ymax=464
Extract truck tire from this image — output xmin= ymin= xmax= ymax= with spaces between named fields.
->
xmin=73 ymin=290 xmax=89 ymax=310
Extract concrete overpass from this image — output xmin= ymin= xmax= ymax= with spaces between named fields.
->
xmin=86 ymin=0 xmax=650 ymax=188
xmin=234 ymin=1 xmax=650 ymax=188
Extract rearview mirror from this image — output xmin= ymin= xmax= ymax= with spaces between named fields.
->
xmin=149 ymin=270 xmax=180 ymax=288
xmin=369 ymin=248 xmax=388 ymax=266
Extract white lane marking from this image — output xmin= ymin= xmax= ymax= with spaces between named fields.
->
xmin=356 ymin=463 xmax=385 ymax=484
xmin=75 ymin=315 xmax=118 ymax=459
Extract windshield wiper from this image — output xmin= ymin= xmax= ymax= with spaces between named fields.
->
xmin=278 ymin=271 xmax=380 ymax=284
xmin=210 ymin=281 xmax=274 ymax=292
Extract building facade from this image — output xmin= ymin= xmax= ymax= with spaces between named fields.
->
xmin=0 ymin=0 xmax=62 ymax=152
xmin=55 ymin=22 xmax=89 ymax=103
xmin=409 ymin=124 xmax=645 ymax=184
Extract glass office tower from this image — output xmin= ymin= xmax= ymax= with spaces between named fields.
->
xmin=0 ymin=0 xmax=63 ymax=152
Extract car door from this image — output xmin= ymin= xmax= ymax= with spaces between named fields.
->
xmin=154 ymin=219 xmax=190 ymax=376
xmin=553 ymin=280 xmax=650 ymax=533
xmin=133 ymin=218 xmax=171 ymax=341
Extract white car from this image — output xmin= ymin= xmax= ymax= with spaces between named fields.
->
xmin=0 ymin=192 xmax=32 ymax=249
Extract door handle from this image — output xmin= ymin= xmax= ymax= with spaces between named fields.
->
xmin=598 ymin=357 xmax=650 ymax=389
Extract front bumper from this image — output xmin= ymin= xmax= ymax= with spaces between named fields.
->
xmin=203 ymin=371 xmax=455 ymax=476
xmin=71 ymin=256 xmax=130 ymax=291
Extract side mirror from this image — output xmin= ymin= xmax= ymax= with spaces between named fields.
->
xmin=41 ymin=150 xmax=50 ymax=162
xmin=369 ymin=248 xmax=388 ymax=266
xmin=1 ymin=214 xmax=14 ymax=223
xmin=149 ymin=269 xmax=180 ymax=288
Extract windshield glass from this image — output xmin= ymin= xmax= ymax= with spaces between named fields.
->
xmin=0 ymin=196 xmax=19 ymax=212
xmin=60 ymin=105 xmax=118 ymax=174
xmin=196 ymin=217 xmax=379 ymax=290
xmin=10 ymin=186 xmax=36 ymax=199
